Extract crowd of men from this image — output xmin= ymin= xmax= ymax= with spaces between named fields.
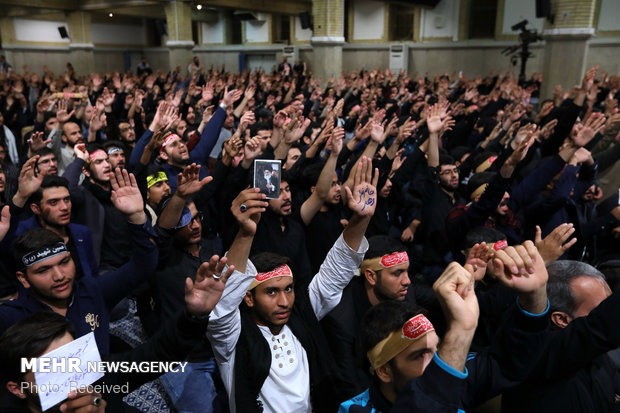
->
xmin=0 ymin=53 xmax=620 ymax=413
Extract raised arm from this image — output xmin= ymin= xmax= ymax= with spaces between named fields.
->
xmin=299 ymin=126 xmax=343 ymax=226
xmin=207 ymin=188 xmax=268 ymax=361
xmin=309 ymin=156 xmax=377 ymax=320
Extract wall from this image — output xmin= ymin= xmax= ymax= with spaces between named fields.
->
xmin=244 ymin=15 xmax=270 ymax=43
xmin=598 ymin=0 xmax=620 ymax=32
xmin=421 ymin=0 xmax=459 ymax=40
xmin=352 ymin=0 xmax=384 ymax=41
xmin=13 ymin=18 xmax=69 ymax=44
xmin=91 ymin=22 xmax=147 ymax=47
xmin=294 ymin=16 xmax=312 ymax=42
xmin=201 ymin=19 xmax=225 ymax=44
xmin=501 ymin=0 xmax=544 ymax=35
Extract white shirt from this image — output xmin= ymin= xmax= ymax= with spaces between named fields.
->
xmin=256 ymin=325 xmax=311 ymax=413
xmin=207 ymin=233 xmax=368 ymax=412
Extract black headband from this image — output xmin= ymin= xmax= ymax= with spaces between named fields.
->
xmin=21 ymin=242 xmax=68 ymax=268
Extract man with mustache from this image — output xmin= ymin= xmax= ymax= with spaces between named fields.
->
xmin=62 ymin=143 xmax=134 ymax=270
xmin=251 ymin=173 xmax=313 ymax=291
xmin=144 ymin=163 xmax=222 ymax=412
xmin=4 ymin=169 xmax=97 ymax=280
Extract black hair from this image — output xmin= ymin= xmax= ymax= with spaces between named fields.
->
xmin=251 ymin=252 xmax=292 ymax=274
xmin=29 ymin=175 xmax=70 ymax=206
xmin=35 ymin=147 xmax=55 ymax=158
xmin=463 ymin=226 xmax=507 ymax=250
xmin=0 ymin=311 xmax=74 ymax=382
xmin=438 ymin=154 xmax=456 ymax=167
xmin=249 ymin=122 xmax=272 ymax=137
xmin=103 ymin=140 xmax=125 ymax=152
xmin=365 ymin=235 xmax=407 ymax=261
xmin=13 ymin=228 xmax=64 ymax=269
xmin=361 ymin=300 xmax=426 ymax=356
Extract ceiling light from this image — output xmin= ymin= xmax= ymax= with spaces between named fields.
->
xmin=196 ymin=4 xmax=202 ymax=10
xmin=109 ymin=12 xmax=113 ymax=17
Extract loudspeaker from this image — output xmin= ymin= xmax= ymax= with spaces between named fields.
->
xmin=58 ymin=26 xmax=69 ymax=39
xmin=299 ymin=12 xmax=312 ymax=30
xmin=154 ymin=19 xmax=168 ymax=37
xmin=536 ymin=0 xmax=551 ymax=18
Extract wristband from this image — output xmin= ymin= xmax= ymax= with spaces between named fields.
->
xmin=219 ymin=102 xmax=228 ymax=110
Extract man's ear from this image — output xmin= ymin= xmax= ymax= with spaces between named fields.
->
xmin=364 ymin=269 xmax=378 ymax=286
xmin=30 ymin=203 xmax=41 ymax=216
xmin=375 ymin=363 xmax=393 ymax=384
xmin=82 ymin=166 xmax=90 ymax=179
xmin=16 ymin=271 xmax=30 ymax=289
xmin=310 ymin=185 xmax=316 ymax=194
xmin=159 ymin=150 xmax=169 ymax=161
xmin=243 ymin=291 xmax=255 ymax=308
xmin=6 ymin=381 xmax=27 ymax=399
xmin=551 ymin=311 xmax=572 ymax=329
xmin=60 ymin=133 xmax=67 ymax=144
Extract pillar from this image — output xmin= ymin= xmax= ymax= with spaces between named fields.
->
xmin=165 ymin=0 xmax=195 ymax=73
xmin=540 ymin=0 xmax=596 ymax=100
xmin=311 ymin=0 xmax=344 ymax=83
xmin=67 ymin=11 xmax=95 ymax=75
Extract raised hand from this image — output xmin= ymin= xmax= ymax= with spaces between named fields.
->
xmin=465 ymin=242 xmax=492 ymax=281
xmin=101 ymin=87 xmax=115 ymax=107
xmin=15 ymin=156 xmax=44 ymax=203
xmin=222 ymin=87 xmax=243 ymax=107
xmin=201 ymin=82 xmax=214 ymax=103
xmin=434 ymin=262 xmax=479 ymax=332
xmin=535 ymin=224 xmax=577 ymax=264
xmin=56 ymin=100 xmax=75 ymax=124
xmin=284 ymin=117 xmax=310 ymax=144
xmin=345 ymin=156 xmax=379 ymax=217
xmin=488 ymin=240 xmax=548 ymax=313
xmin=231 ymin=187 xmax=268 ymax=236
xmin=73 ymin=143 xmax=89 ymax=161
xmin=369 ymin=121 xmax=385 ymax=143
xmin=572 ymin=112 xmax=606 ymax=147
xmin=185 ymin=255 xmax=235 ymax=316
xmin=176 ymin=163 xmax=213 ymax=197
xmin=28 ymin=131 xmax=51 ymax=154
xmin=426 ymin=104 xmax=444 ymax=134
xmin=0 ymin=205 xmax=10 ymax=242
xmin=109 ymin=168 xmax=146 ymax=224
xmin=328 ymin=126 xmax=344 ymax=156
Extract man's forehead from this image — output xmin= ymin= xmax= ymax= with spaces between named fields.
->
xmin=258 ymin=275 xmax=294 ymax=290
xmin=42 ymin=186 xmax=69 ymax=198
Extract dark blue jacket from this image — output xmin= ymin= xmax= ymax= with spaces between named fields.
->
xmin=0 ymin=222 xmax=157 ymax=354
xmin=129 ymin=106 xmax=227 ymax=192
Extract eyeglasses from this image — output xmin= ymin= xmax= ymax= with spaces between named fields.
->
xmin=190 ymin=212 xmax=203 ymax=224
xmin=439 ymin=167 xmax=459 ymax=176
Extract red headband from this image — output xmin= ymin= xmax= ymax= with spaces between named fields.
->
xmin=249 ymin=265 xmax=293 ymax=290
xmin=492 ymin=240 xmax=508 ymax=251
xmin=160 ymin=134 xmax=181 ymax=153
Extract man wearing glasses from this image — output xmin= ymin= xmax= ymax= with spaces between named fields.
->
xmin=419 ymin=154 xmax=465 ymax=282
xmin=145 ymin=163 xmax=222 ymax=413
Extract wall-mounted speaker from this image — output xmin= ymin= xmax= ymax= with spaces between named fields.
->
xmin=58 ymin=26 xmax=69 ymax=39
xmin=299 ymin=12 xmax=313 ymax=30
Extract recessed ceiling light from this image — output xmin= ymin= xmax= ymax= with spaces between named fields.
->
xmin=109 ymin=12 xmax=113 ymax=17
xmin=196 ymin=4 xmax=202 ymax=10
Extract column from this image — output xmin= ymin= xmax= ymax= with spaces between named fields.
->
xmin=165 ymin=0 xmax=195 ymax=73
xmin=67 ymin=11 xmax=95 ymax=75
xmin=540 ymin=0 xmax=596 ymax=100
xmin=311 ymin=0 xmax=344 ymax=83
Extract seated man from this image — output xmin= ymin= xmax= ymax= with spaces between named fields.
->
xmin=503 ymin=260 xmax=620 ymax=413
xmin=208 ymin=157 xmax=378 ymax=413
xmin=341 ymin=242 xmax=550 ymax=413
xmin=0 ymin=168 xmax=157 ymax=355
xmin=0 ymin=254 xmax=232 ymax=412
